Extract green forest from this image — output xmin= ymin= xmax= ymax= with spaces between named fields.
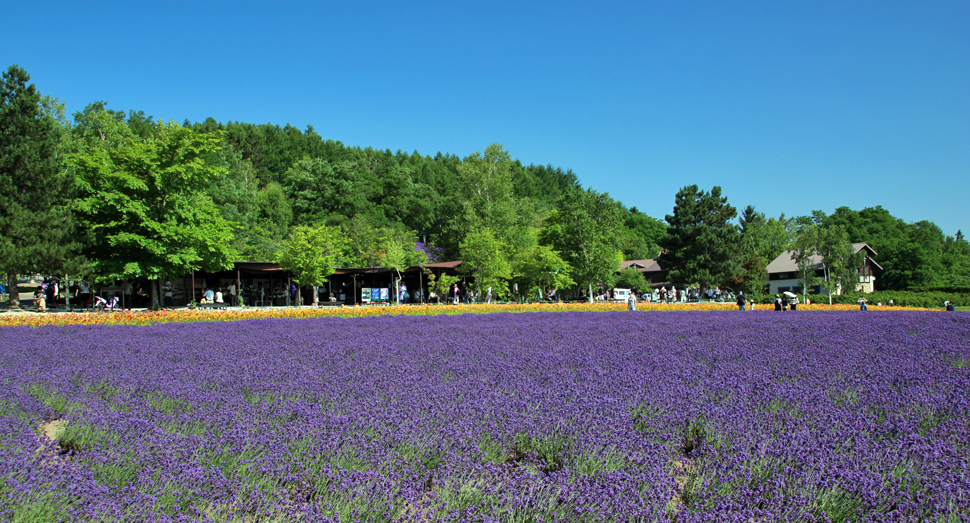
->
xmin=2 ymin=64 xmax=969 ymax=305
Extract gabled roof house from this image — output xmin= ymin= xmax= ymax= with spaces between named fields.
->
xmin=766 ymin=242 xmax=882 ymax=295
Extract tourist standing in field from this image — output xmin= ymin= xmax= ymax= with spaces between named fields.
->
xmin=77 ymin=279 xmax=91 ymax=309
xmin=121 ymin=280 xmax=133 ymax=309
xmin=859 ymin=296 xmax=868 ymax=310
xmin=736 ymin=292 xmax=746 ymax=311
xmin=163 ymin=280 xmax=174 ymax=308
xmin=627 ymin=292 xmax=637 ymax=311
xmin=790 ymin=295 xmax=798 ymax=311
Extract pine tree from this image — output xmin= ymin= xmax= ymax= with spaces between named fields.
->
xmin=658 ymin=185 xmax=739 ymax=290
xmin=0 ymin=65 xmax=74 ymax=307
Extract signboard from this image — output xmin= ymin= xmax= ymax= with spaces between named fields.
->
xmin=360 ymin=287 xmax=389 ymax=304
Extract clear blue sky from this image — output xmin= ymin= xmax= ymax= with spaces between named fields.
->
xmin=4 ymin=0 xmax=968 ymax=236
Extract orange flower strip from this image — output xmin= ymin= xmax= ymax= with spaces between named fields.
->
xmin=0 ymin=301 xmax=930 ymax=328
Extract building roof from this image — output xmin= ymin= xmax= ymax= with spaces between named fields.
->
xmin=423 ymin=260 xmax=464 ymax=269
xmin=619 ymin=259 xmax=663 ymax=272
xmin=766 ymin=242 xmax=882 ymax=274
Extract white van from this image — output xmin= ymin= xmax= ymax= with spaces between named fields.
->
xmin=612 ymin=288 xmax=632 ymax=302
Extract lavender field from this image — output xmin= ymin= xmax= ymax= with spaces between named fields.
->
xmin=1 ymin=311 xmax=969 ymax=522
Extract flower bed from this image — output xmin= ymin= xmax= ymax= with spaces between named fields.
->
xmin=0 ymin=301 xmax=925 ymax=328
xmin=1 ymin=311 xmax=967 ymax=521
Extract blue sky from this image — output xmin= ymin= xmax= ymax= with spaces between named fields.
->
xmin=4 ymin=0 xmax=968 ymax=236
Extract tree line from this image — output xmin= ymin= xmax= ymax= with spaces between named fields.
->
xmin=2 ymin=65 xmax=968 ymax=308
xmin=657 ymin=186 xmax=970 ymax=298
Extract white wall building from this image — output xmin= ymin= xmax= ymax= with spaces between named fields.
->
xmin=766 ymin=243 xmax=881 ymax=295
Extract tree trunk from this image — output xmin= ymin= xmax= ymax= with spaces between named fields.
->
xmin=7 ymin=273 xmax=20 ymax=308
xmin=312 ymin=286 xmax=319 ymax=306
xmin=64 ymin=273 xmax=71 ymax=310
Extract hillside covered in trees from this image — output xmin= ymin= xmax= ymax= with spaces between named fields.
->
xmin=2 ymin=64 xmax=968 ymax=308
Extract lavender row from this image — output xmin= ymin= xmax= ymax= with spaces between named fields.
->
xmin=1 ymin=311 xmax=968 ymax=522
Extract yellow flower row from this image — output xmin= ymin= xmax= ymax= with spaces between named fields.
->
xmin=0 ymin=301 xmax=932 ymax=328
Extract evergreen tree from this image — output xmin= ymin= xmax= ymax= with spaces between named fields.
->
xmin=0 ymin=65 xmax=74 ymax=307
xmin=658 ymin=185 xmax=739 ymax=290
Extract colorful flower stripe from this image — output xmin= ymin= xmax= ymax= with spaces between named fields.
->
xmin=0 ymin=301 xmax=930 ymax=328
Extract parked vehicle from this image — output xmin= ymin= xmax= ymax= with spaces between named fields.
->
xmin=612 ymin=288 xmax=632 ymax=303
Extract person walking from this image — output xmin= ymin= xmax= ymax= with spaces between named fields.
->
xmin=774 ymin=295 xmax=782 ymax=311
xmin=736 ymin=292 xmax=746 ymax=311
xmin=790 ymin=295 xmax=799 ymax=311
xmin=77 ymin=279 xmax=91 ymax=309
xmin=122 ymin=280 xmax=133 ymax=310
xmin=859 ymin=296 xmax=868 ymax=311
xmin=627 ymin=292 xmax=637 ymax=311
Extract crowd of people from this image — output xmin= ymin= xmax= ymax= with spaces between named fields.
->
xmin=9 ymin=274 xmax=964 ymax=312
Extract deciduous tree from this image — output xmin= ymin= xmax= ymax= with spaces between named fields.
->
xmin=540 ymin=187 xmax=626 ymax=300
xmin=275 ymin=224 xmax=348 ymax=305
xmin=71 ymin=115 xmax=236 ymax=309
xmin=511 ymin=244 xmax=575 ymax=301
xmin=460 ymin=229 xmax=512 ymax=300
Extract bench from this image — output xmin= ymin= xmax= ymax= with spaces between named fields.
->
xmin=198 ymin=303 xmax=229 ymax=310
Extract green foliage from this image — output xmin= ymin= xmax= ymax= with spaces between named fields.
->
xmin=342 ymin=216 xmax=421 ymax=276
xmin=511 ymin=432 xmax=571 ymax=473
xmin=789 ymin=222 xmax=821 ymax=298
xmin=826 ymin=290 xmax=970 ymax=308
xmin=70 ymin=115 xmax=237 ymax=294
xmin=428 ymin=272 xmax=459 ymax=303
xmin=282 ymin=157 xmax=375 ymax=226
xmin=826 ymin=206 xmax=962 ymax=291
xmin=448 ymin=143 xmax=518 ymax=247
xmin=460 ymin=229 xmax=512 ymax=298
xmin=615 ymin=267 xmax=650 ymax=294
xmin=659 ymin=185 xmax=739 ymax=289
xmin=0 ymin=65 xmax=75 ymax=298
xmin=818 ymin=224 xmax=863 ymax=296
xmin=512 ymin=243 xmax=575 ymax=298
xmin=275 ymin=224 xmax=348 ymax=288
xmin=623 ymin=207 xmax=666 ymax=260
xmin=734 ymin=206 xmax=789 ymax=294
xmin=205 ymin=143 xmax=259 ymax=256
xmin=541 ymin=187 xmax=626 ymax=294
